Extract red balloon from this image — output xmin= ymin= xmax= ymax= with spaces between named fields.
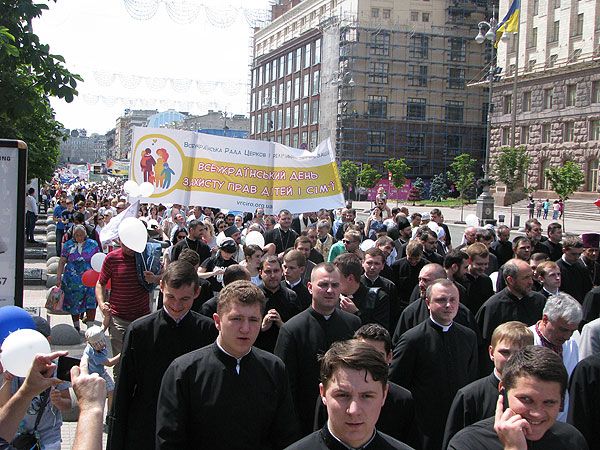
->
xmin=595 ymin=198 xmax=600 ymax=208
xmin=82 ymin=269 xmax=100 ymax=287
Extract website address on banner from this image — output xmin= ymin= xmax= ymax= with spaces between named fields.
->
xmin=236 ymin=200 xmax=271 ymax=210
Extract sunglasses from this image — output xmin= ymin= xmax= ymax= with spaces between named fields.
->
xmin=177 ymin=234 xmax=187 ymax=239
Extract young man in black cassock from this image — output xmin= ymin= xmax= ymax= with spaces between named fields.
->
xmin=282 ymin=250 xmax=312 ymax=310
xmin=442 ymin=321 xmax=534 ymax=448
xmin=557 ymin=235 xmax=593 ymax=304
xmin=476 ymin=259 xmax=546 ymax=374
xmin=155 ymin=280 xmax=300 ymax=449
xmin=448 ymin=346 xmax=588 ymax=450
xmin=568 ymin=353 xmax=600 ymax=449
xmin=361 ymin=248 xmax=399 ymax=329
xmin=274 ymin=263 xmax=361 ymax=435
xmin=391 ymin=240 xmax=429 ymax=308
xmin=108 ymin=261 xmax=218 ymax=450
xmin=390 ymin=279 xmax=478 ymax=450
xmin=285 ymin=340 xmax=412 ymax=450
xmin=264 ymin=209 xmax=299 ymax=255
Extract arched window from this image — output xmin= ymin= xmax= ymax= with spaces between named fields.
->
xmin=540 ymin=159 xmax=551 ymax=190
xmin=587 ymin=158 xmax=599 ymax=192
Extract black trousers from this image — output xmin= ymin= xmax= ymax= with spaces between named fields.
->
xmin=26 ymin=211 xmax=37 ymax=241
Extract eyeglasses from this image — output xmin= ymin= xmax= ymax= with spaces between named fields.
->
xmin=177 ymin=234 xmax=187 ymax=239
xmin=342 ymin=239 xmax=357 ymax=244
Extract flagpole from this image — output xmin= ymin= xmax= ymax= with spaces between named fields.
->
xmin=510 ymin=9 xmax=520 ymax=148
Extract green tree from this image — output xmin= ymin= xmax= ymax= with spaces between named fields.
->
xmin=545 ymin=161 xmax=585 ymax=231
xmin=449 ymin=153 xmax=477 ymax=222
xmin=493 ymin=146 xmax=530 ymax=227
xmin=356 ymin=163 xmax=381 ymax=201
xmin=384 ymin=158 xmax=411 ymax=203
xmin=429 ymin=173 xmax=448 ymax=202
xmin=0 ymin=0 xmax=82 ymax=182
xmin=339 ymin=160 xmax=360 ymax=200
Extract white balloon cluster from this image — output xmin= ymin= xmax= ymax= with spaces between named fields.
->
xmin=123 ymin=180 xmax=155 ymax=198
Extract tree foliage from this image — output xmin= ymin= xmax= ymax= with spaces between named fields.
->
xmin=493 ymin=146 xmax=530 ymax=192
xmin=449 ymin=154 xmax=477 ymax=221
xmin=0 ymin=0 xmax=82 ymax=181
xmin=356 ymin=163 xmax=380 ymax=189
xmin=408 ymin=177 xmax=425 ymax=205
xmin=339 ymin=160 xmax=360 ymax=188
xmin=545 ymin=161 xmax=585 ymax=230
xmin=429 ymin=173 xmax=448 ymax=202
xmin=383 ymin=158 xmax=411 ymax=189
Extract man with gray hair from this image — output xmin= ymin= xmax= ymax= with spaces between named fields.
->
xmin=529 ymin=292 xmax=582 ymax=422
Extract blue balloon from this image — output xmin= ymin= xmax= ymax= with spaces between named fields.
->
xmin=0 ymin=306 xmax=36 ymax=346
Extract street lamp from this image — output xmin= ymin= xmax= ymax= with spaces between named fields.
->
xmin=474 ymin=9 xmax=500 ymax=226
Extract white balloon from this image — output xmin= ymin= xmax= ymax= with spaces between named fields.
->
xmin=360 ymin=239 xmax=376 ymax=251
xmin=90 ymin=252 xmax=107 ymax=273
xmin=465 ymin=214 xmax=480 ymax=227
xmin=118 ymin=217 xmax=148 ymax=253
xmin=216 ymin=231 xmax=226 ymax=247
xmin=427 ymin=222 xmax=440 ymax=233
xmin=244 ymin=231 xmax=265 ymax=248
xmin=1 ymin=329 xmax=51 ymax=377
xmin=139 ymin=182 xmax=155 ymax=197
xmin=123 ymin=180 xmax=139 ymax=197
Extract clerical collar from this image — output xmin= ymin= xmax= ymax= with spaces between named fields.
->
xmin=287 ymin=279 xmax=302 ymax=289
xmin=326 ymin=422 xmax=376 ymax=449
xmin=561 ymin=255 xmax=573 ymax=266
xmin=364 ymin=275 xmax=379 ymax=284
xmin=493 ymin=368 xmax=502 ymax=381
xmin=543 ymin=287 xmax=559 ymax=297
xmin=534 ymin=321 xmax=563 ymax=357
xmin=216 ymin=338 xmax=250 ymax=374
xmin=430 ymin=316 xmax=452 ymax=332
xmin=162 ymin=307 xmax=189 ymax=325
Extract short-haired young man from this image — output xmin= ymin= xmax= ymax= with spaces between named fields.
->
xmin=283 ymin=249 xmax=312 ymax=309
xmin=462 ymin=243 xmax=495 ymax=314
xmin=156 ymin=280 xmax=299 ymax=449
xmin=490 ymin=225 xmax=513 ymax=268
xmin=109 ymin=261 xmax=218 ymax=450
xmin=448 ymin=346 xmax=588 ymax=449
xmin=535 ymin=261 xmax=562 ymax=298
xmin=580 ymin=232 xmax=600 ymax=286
xmin=443 ymin=321 xmax=534 ymax=447
xmin=540 ymin=222 xmax=563 ymax=261
xmin=285 ymin=340 xmax=413 ymax=450
xmin=264 ymin=209 xmax=299 ymax=255
xmin=328 ymin=229 xmax=362 ymax=262
xmin=557 ymin=235 xmax=592 ymax=304
xmin=361 ymin=247 xmax=400 ymax=329
xmin=391 ymin=240 xmax=428 ymax=308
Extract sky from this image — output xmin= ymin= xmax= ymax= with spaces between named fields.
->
xmin=34 ymin=0 xmax=271 ymax=134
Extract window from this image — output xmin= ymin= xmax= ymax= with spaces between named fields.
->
xmin=285 ymin=107 xmax=291 ymax=128
xmin=263 ymin=114 xmax=269 ymax=133
xmin=587 ymin=159 xmax=599 ymax=192
xmin=294 ymin=76 xmax=300 ymax=99
xmin=445 ymin=135 xmax=462 ymax=156
xmin=543 ymin=88 xmax=553 ymax=109
xmin=287 ymin=51 xmax=293 ymax=74
xmin=410 ymin=11 xmax=419 ymax=21
xmin=310 ymin=131 xmax=318 ymax=149
xmin=369 ymin=62 xmax=389 ymax=84
xmin=570 ymin=49 xmax=581 ymax=62
xmin=407 ymin=98 xmax=426 ymax=119
xmin=522 ymin=91 xmax=531 ymax=112
xmin=445 ymin=100 xmax=464 ymax=123
xmin=295 ymin=48 xmax=302 ymax=72
xmin=566 ymin=84 xmax=577 ymax=107
xmin=277 ymin=109 xmax=283 ymax=130
xmin=408 ymin=65 xmax=427 ymax=86
xmin=367 ymin=131 xmax=386 ymax=154
xmin=301 ymin=131 xmax=308 ymax=148
xmin=278 ymin=84 xmax=283 ymax=104
xmin=407 ymin=133 xmax=425 ymax=154
xmin=422 ymin=12 xmax=430 ymax=22
xmin=302 ymin=103 xmax=308 ymax=126
xmin=410 ymin=34 xmax=429 ymax=58
xmin=448 ymin=67 xmax=465 ymax=89
xmin=503 ymin=94 xmax=512 ymax=114
xmin=564 ymin=122 xmax=574 ymax=141
xmin=371 ymin=8 xmax=379 ymax=18
xmin=449 ymin=38 xmax=466 ymax=61
xmin=540 ymin=159 xmax=551 ymax=189
xmin=311 ymin=99 xmax=319 ymax=124
xmin=550 ymin=21 xmax=560 ymax=43
xmin=303 ymin=74 xmax=310 ymax=98
xmin=279 ymin=56 xmax=285 ymax=79
xmin=548 ymin=54 xmax=558 ymax=67
xmin=520 ymin=126 xmax=530 ymax=144
xmin=304 ymin=44 xmax=311 ymax=68
xmin=542 ymin=124 xmax=552 ymax=143
xmin=592 ymin=81 xmax=600 ymax=103
xmin=533 ymin=0 xmax=539 ymax=15
xmin=527 ymin=59 xmax=536 ymax=72
xmin=250 ymin=115 xmax=255 ymax=134
xmin=529 ymin=27 xmax=538 ymax=48
xmin=370 ymin=32 xmax=390 ymax=56
xmin=293 ymin=104 xmax=299 ymax=127
xmin=292 ymin=133 xmax=299 ymax=148
xmin=312 ymin=70 xmax=320 ymax=94
xmin=575 ymin=14 xmax=584 ymax=36
xmin=367 ymin=95 xmax=387 ymax=118
xmin=256 ymin=113 xmax=261 ymax=133
xmin=501 ymin=127 xmax=510 ymax=146
xmin=265 ymin=63 xmax=271 ymax=83
xmin=383 ymin=9 xmax=391 ymax=19
xmin=591 ymin=120 xmax=600 ymax=140
xmin=285 ymin=80 xmax=291 ymax=102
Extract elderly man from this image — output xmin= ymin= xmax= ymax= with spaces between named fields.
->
xmin=529 ymin=293 xmax=582 ymax=422
xmin=448 ymin=346 xmax=588 ymax=450
xmin=456 ymin=226 xmax=477 ymax=251
xmin=390 ymin=279 xmax=479 ymax=450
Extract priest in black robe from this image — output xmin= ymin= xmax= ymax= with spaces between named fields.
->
xmin=391 ymin=241 xmax=429 ymax=308
xmin=264 ymin=209 xmax=299 ymax=254
xmin=108 ymin=261 xmax=218 ymax=450
xmin=156 ymin=280 xmax=299 ymax=450
xmin=568 ymin=354 xmax=600 ymax=449
xmin=557 ymin=235 xmax=593 ymax=304
xmin=274 ymin=263 xmax=361 ymax=435
xmin=390 ymin=279 xmax=478 ymax=450
xmin=581 ymin=232 xmax=600 ymax=286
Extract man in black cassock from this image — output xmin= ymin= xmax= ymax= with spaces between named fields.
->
xmin=390 ymin=279 xmax=478 ymax=450
xmin=264 ymin=209 xmax=299 ymax=255
xmin=461 ymin=243 xmax=495 ymax=314
xmin=580 ymin=232 xmax=600 ymax=287
xmin=568 ymin=354 xmax=600 ymax=449
xmin=285 ymin=340 xmax=413 ymax=450
xmin=283 ymin=250 xmax=312 ymax=309
xmin=490 ymin=225 xmax=513 ymax=268
xmin=256 ymin=256 xmax=302 ymax=353
xmin=361 ymin=247 xmax=400 ymax=331
xmin=392 ymin=263 xmax=479 ymax=346
xmin=391 ymin=240 xmax=429 ymax=308
xmin=448 ymin=346 xmax=588 ymax=450
xmin=108 ymin=261 xmax=218 ymax=450
xmin=557 ymin=235 xmax=592 ymax=304
xmin=274 ymin=263 xmax=361 ymax=435
xmin=476 ymin=259 xmax=546 ymax=374
xmin=156 ymin=280 xmax=299 ymax=450
xmin=442 ymin=321 xmax=534 ymax=448
xmin=539 ymin=222 xmax=563 ymax=261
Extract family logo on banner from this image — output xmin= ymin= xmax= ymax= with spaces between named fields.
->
xmin=128 ymin=127 xmax=345 ymax=214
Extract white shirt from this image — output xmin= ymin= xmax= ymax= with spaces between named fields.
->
xmin=25 ymin=194 xmax=38 ymax=215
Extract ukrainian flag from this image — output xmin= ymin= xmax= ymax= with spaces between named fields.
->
xmin=495 ymin=0 xmax=521 ymax=47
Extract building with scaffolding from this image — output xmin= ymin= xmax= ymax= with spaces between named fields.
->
xmin=492 ymin=0 xmax=600 ymax=195
xmin=250 ymin=0 xmax=495 ymax=180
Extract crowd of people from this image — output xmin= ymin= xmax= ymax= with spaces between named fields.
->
xmin=6 ymin=178 xmax=600 ymax=449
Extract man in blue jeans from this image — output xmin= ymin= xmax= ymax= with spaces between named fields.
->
xmin=53 ymin=196 xmax=66 ymax=255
